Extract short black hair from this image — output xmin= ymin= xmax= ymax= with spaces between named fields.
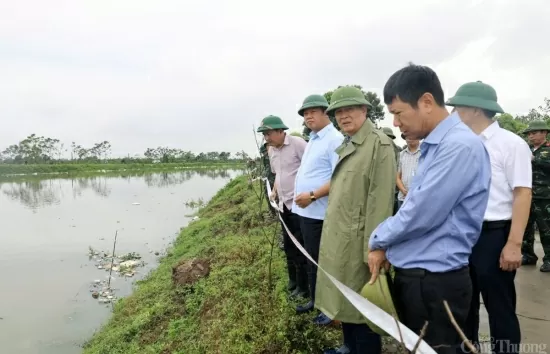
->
xmin=383 ymin=63 xmax=446 ymax=108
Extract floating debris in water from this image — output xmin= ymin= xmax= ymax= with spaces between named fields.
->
xmin=86 ymin=246 xmax=147 ymax=304
xmin=89 ymin=280 xmax=117 ymax=303
xmin=132 ymin=202 xmax=140 ymax=205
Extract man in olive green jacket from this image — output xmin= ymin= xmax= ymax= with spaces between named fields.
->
xmin=315 ymin=86 xmax=396 ymax=354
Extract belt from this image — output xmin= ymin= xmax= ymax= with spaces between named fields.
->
xmin=482 ymin=220 xmax=511 ymax=230
xmin=394 ymin=266 xmax=468 ymax=277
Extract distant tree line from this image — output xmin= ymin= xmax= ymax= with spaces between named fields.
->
xmin=0 ymin=134 xmax=243 ymax=164
xmin=495 ymin=97 xmax=550 ymax=136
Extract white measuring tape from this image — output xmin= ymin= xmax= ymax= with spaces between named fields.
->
xmin=264 ymin=178 xmax=436 ymax=354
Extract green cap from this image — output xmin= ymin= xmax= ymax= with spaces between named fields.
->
xmin=325 ymin=86 xmax=372 ymax=116
xmin=521 ymin=120 xmax=550 ymax=134
xmin=446 ymin=81 xmax=504 ymax=113
xmin=298 ymin=94 xmax=329 ymax=116
xmin=256 ymin=115 xmax=289 ymax=133
xmin=382 ymin=127 xmax=396 ymax=139
xmin=360 ymin=269 xmax=398 ymax=336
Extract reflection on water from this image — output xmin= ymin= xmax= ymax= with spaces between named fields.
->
xmin=0 ymin=168 xmax=241 ymax=354
xmin=0 ymin=169 xmax=234 ymax=211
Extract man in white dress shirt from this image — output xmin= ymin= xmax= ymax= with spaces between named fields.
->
xmin=447 ymin=81 xmax=532 ymax=354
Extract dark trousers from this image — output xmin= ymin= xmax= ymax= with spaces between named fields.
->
xmin=522 ymin=199 xmax=550 ymax=262
xmin=393 ymin=266 xmax=472 ymax=354
xmin=280 ymin=205 xmax=308 ymax=295
xmin=397 ymin=200 xmax=404 ymax=210
xmin=299 ymin=216 xmax=323 ymax=303
xmin=462 ymin=221 xmax=520 ymax=354
xmin=393 ymin=193 xmax=399 ymax=215
xmin=342 ymin=322 xmax=381 ymax=354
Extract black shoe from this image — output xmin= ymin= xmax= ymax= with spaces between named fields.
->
xmin=323 ymin=345 xmax=350 ymax=354
xmin=522 ymin=255 xmax=538 ymax=265
xmin=296 ymin=301 xmax=314 ymax=314
xmin=540 ymin=261 xmax=550 ymax=272
xmin=313 ymin=312 xmax=333 ymax=326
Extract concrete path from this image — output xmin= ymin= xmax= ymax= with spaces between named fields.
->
xmin=478 ymin=239 xmax=550 ymax=352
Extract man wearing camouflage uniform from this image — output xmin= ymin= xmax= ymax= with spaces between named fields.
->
xmin=522 ymin=120 xmax=550 ymax=272
xmin=260 ymin=142 xmax=284 ymax=250
xmin=382 ymin=127 xmax=401 ymax=215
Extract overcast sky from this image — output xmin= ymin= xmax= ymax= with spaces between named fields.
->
xmin=1 ymin=0 xmax=549 ymax=157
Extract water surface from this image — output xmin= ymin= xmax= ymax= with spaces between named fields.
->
xmin=0 ymin=169 xmax=240 ymax=354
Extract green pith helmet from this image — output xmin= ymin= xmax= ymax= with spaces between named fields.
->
xmin=382 ymin=127 xmax=396 ymax=139
xmin=298 ymin=94 xmax=329 ymax=116
xmin=325 ymin=86 xmax=372 ymax=116
xmin=360 ymin=269 xmax=398 ymax=336
xmin=522 ymin=120 xmax=550 ymax=134
xmin=446 ymin=81 xmax=504 ymax=113
xmin=256 ymin=115 xmax=289 ymax=133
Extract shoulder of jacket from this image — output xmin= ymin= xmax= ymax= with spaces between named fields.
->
xmin=372 ymin=129 xmax=391 ymax=146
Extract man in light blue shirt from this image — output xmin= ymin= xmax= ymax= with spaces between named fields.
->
xmin=292 ymin=94 xmax=343 ymax=326
xmin=367 ymin=64 xmax=491 ymax=354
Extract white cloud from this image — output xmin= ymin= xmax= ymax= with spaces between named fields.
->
xmin=0 ymin=0 xmax=548 ymax=157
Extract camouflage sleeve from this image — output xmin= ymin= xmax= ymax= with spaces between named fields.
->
xmin=533 ymin=145 xmax=550 ymax=170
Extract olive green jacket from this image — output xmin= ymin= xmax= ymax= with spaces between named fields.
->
xmin=392 ymin=141 xmax=402 ymax=166
xmin=315 ymin=119 xmax=397 ymax=323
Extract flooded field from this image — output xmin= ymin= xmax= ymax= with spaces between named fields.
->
xmin=0 ymin=168 xmax=241 ymax=354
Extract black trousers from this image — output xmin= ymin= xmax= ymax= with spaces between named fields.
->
xmin=342 ymin=322 xmax=381 ymax=354
xmin=280 ymin=205 xmax=308 ymax=294
xmin=393 ymin=266 xmax=472 ymax=354
xmin=299 ymin=216 xmax=323 ymax=303
xmin=462 ymin=220 xmax=521 ymax=354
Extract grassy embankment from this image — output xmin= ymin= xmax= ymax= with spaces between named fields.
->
xmin=83 ymin=175 xmax=343 ymax=354
xmin=0 ymin=161 xmax=242 ymax=176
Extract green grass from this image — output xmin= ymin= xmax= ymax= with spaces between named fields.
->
xmin=82 ymin=175 xmax=343 ymax=354
xmin=0 ymin=161 xmax=242 ymax=176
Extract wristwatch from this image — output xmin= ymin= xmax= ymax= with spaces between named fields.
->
xmin=310 ymin=191 xmax=317 ymax=201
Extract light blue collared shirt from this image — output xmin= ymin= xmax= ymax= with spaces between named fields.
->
xmin=368 ymin=112 xmax=491 ymax=272
xmin=292 ymin=123 xmax=344 ymax=220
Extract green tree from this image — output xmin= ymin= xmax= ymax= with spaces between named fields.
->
xmin=0 ymin=134 xmax=62 ymax=163
xmin=515 ymin=97 xmax=550 ymax=125
xmin=302 ymin=85 xmax=385 ymax=137
xmin=496 ymin=113 xmax=528 ymax=135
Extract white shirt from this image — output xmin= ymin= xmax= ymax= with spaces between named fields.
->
xmin=480 ymin=121 xmax=532 ymax=221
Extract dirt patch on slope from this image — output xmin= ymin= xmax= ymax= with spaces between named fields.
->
xmin=172 ymin=258 xmax=210 ymax=286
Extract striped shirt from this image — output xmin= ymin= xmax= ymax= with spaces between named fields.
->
xmin=268 ymin=134 xmax=307 ymax=210
xmin=397 ymin=147 xmax=421 ymax=201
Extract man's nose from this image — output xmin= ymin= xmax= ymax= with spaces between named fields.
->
xmin=393 ymin=116 xmax=401 ymax=127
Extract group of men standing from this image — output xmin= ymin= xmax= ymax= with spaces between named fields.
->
xmin=257 ymin=63 xmax=549 ymax=354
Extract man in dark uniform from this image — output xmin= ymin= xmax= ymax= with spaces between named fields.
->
xmin=382 ymin=127 xmax=401 ymax=215
xmin=260 ymin=142 xmax=284 ymax=250
xmin=522 ymin=120 xmax=550 ymax=272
